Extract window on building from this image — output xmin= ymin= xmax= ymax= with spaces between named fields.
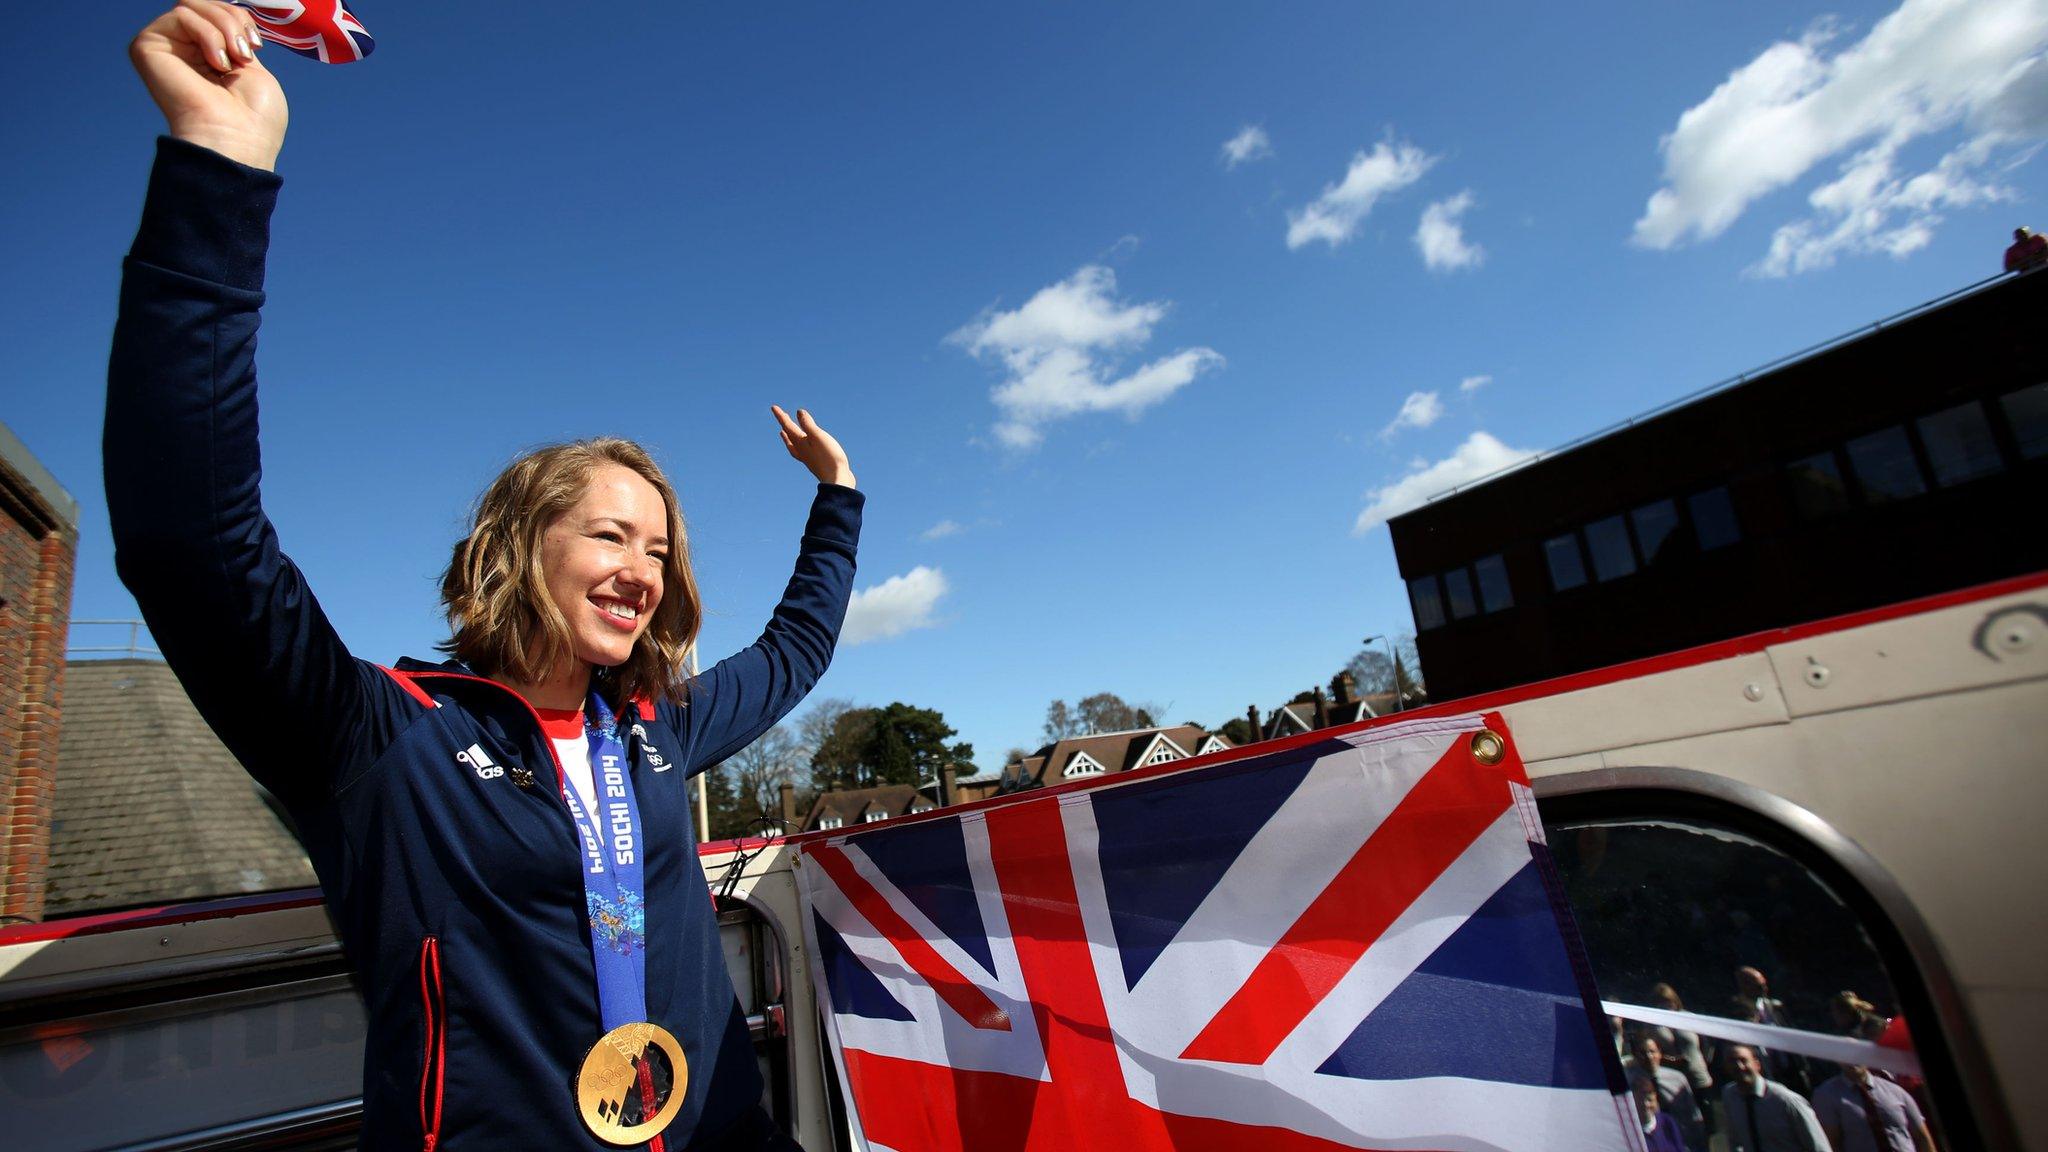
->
xmin=862 ymin=810 xmax=889 ymax=824
xmin=1545 ymin=533 xmax=1588 ymax=592
xmin=1687 ymin=486 xmax=1740 ymax=551
xmin=1916 ymin=401 xmax=2004 ymax=487
xmin=1145 ymin=746 xmax=1180 ymax=767
xmin=1409 ymin=574 xmax=1447 ymax=631
xmin=2001 ymin=381 xmax=2048 ymax=459
xmin=1063 ymin=754 xmax=1106 ymax=778
xmin=819 ymin=815 xmax=843 ymax=830
xmin=1846 ymin=425 xmax=1928 ymax=503
xmin=1544 ymin=808 xmax=1951 ymax=1150
xmin=1473 ymin=554 xmax=1513 ymax=613
xmin=1442 ymin=566 xmax=1479 ymax=620
xmin=1583 ymin=515 xmax=1637 ymax=583
xmin=1786 ymin=451 xmax=1851 ymax=519
xmin=1630 ymin=500 xmax=1680 ymax=566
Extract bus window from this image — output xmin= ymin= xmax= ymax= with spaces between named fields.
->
xmin=1545 ymin=532 xmax=1589 ymax=592
xmin=1997 ymin=381 xmax=2048 ymax=460
xmin=1845 ymin=426 xmax=1928 ymax=503
xmin=1543 ymin=813 xmax=1950 ymax=1151
xmin=1686 ymin=486 xmax=1740 ymax=551
xmin=1584 ymin=515 xmax=1637 ymax=583
xmin=0 ymin=977 xmax=366 ymax=1150
xmin=1630 ymin=500 xmax=1680 ymax=567
xmin=1915 ymin=402 xmax=2003 ymax=487
xmin=1786 ymin=451 xmax=1851 ymax=520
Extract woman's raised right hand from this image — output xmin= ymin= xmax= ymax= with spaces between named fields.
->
xmin=130 ymin=1 xmax=287 ymax=171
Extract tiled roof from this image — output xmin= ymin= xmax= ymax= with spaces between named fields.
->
xmin=1264 ymin=694 xmax=1404 ymax=738
xmin=800 ymin=783 xmax=936 ymax=831
xmin=45 ymin=660 xmax=317 ymax=915
xmin=1022 ymin=724 xmax=1230 ymax=787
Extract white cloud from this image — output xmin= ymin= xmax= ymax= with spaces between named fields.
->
xmin=1287 ymin=139 xmax=1438 ymax=249
xmin=919 ymin=519 xmax=963 ymax=541
xmin=1221 ymin=125 xmax=1274 ymax=167
xmin=1415 ymin=190 xmax=1486 ymax=271
xmin=1381 ymin=390 xmax=1445 ymax=439
xmin=1751 ymin=135 xmax=2013 ymax=275
xmin=1353 ymin=432 xmax=1539 ymax=534
xmin=1633 ymin=0 xmax=2048 ymax=270
xmin=952 ymin=265 xmax=1223 ymax=450
xmin=1459 ymin=374 xmax=1492 ymax=393
xmin=841 ymin=566 xmax=948 ymax=646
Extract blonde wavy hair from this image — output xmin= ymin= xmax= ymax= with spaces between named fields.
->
xmin=438 ymin=438 xmax=701 ymax=708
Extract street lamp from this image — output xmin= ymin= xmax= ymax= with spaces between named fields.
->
xmin=1361 ymin=634 xmax=1404 ymax=712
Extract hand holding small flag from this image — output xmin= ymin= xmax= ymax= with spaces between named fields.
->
xmin=129 ymin=1 xmax=287 ymax=171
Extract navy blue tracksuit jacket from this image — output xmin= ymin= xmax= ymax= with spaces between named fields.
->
xmin=105 ymin=138 xmax=863 ymax=1150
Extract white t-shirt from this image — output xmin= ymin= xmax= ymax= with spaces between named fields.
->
xmin=554 ymin=734 xmax=598 ymax=816
xmin=536 ymin=707 xmax=600 ymax=817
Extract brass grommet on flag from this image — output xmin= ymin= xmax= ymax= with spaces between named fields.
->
xmin=1468 ymin=729 xmax=1506 ymax=765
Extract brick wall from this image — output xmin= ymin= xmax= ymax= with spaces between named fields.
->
xmin=0 ymin=440 xmax=77 ymax=925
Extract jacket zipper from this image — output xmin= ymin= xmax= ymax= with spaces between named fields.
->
xmin=398 ymin=670 xmax=664 ymax=1150
xmin=419 ymin=936 xmax=445 ymax=1152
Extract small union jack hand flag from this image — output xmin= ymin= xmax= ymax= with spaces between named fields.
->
xmin=228 ymin=1 xmax=375 ymax=65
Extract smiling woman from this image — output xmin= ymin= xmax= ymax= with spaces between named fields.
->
xmin=99 ymin=3 xmax=861 ymax=1149
xmin=438 ymin=439 xmax=702 ymax=713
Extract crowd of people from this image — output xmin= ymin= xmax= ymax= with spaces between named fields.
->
xmin=1614 ymin=970 xmax=1941 ymax=1152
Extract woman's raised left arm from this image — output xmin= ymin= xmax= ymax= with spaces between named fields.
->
xmin=677 ymin=409 xmax=862 ymax=768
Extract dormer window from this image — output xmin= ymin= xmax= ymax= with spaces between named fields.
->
xmin=1062 ymin=752 xmax=1107 ymax=778
xmin=819 ymin=815 xmax=844 ymax=830
xmin=862 ymin=810 xmax=889 ymax=823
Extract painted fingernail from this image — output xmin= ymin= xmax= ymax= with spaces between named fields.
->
xmin=250 ymin=26 xmax=263 ymax=50
xmin=216 ymin=47 xmax=232 ymax=70
xmin=235 ymin=34 xmax=251 ymax=59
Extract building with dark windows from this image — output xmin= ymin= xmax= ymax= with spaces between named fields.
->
xmin=1390 ymin=269 xmax=2048 ymax=702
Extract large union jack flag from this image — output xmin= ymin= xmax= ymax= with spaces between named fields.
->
xmin=230 ymin=1 xmax=375 ymax=64
xmin=794 ymin=712 xmax=1639 ymax=1152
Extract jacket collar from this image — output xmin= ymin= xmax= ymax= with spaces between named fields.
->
xmin=392 ymin=656 xmax=656 ymax=720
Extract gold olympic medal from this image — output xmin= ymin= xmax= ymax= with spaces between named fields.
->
xmin=574 ymin=1021 xmax=687 ymax=1146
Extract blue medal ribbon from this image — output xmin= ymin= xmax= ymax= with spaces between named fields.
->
xmin=562 ymin=692 xmax=651 ymax=1031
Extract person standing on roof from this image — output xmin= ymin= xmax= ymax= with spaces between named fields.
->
xmin=108 ymin=3 xmax=859 ymax=1148
xmin=2005 ymin=227 xmax=2048 ymax=273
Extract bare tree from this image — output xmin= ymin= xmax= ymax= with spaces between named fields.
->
xmin=1076 ymin=691 xmax=1160 ymax=734
xmin=1345 ymin=635 xmax=1424 ymax=700
xmin=797 ymin=697 xmax=859 ymax=760
xmin=727 ymin=725 xmax=802 ymax=832
xmin=1042 ymin=699 xmax=1080 ymax=743
xmin=1045 ymin=692 xmax=1165 ymax=740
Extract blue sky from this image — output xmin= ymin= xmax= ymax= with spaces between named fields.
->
xmin=6 ymin=0 xmax=2045 ymax=767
